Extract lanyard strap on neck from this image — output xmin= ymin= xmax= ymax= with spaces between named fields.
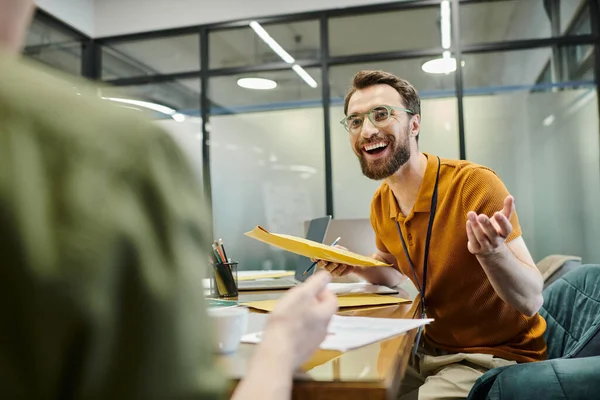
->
xmin=395 ymin=156 xmax=441 ymax=315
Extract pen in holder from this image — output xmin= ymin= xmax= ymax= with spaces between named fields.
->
xmin=210 ymin=239 xmax=238 ymax=298
xmin=210 ymin=261 xmax=238 ymax=298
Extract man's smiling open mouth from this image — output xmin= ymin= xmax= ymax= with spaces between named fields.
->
xmin=362 ymin=140 xmax=389 ymax=157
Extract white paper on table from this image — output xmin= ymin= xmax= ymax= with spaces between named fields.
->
xmin=241 ymin=315 xmax=433 ymax=352
xmin=206 ymin=275 xmax=398 ymax=292
xmin=326 ymin=282 xmax=399 ymax=295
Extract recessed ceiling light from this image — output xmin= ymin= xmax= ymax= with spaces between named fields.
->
xmin=237 ymin=77 xmax=277 ymax=90
xmin=422 ymin=57 xmax=458 ymax=74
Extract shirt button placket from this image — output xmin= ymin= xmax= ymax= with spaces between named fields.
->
xmin=405 ymin=221 xmax=413 ymax=245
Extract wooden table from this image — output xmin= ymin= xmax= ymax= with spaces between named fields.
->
xmin=217 ymin=287 xmax=418 ymax=400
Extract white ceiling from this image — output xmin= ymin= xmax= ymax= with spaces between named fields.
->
xmin=35 ymin=0 xmax=94 ymax=36
xmin=35 ymin=0 xmax=587 ymax=42
xmin=36 ymin=0 xmax=405 ymax=38
xmin=92 ymin=0 xmax=403 ymax=38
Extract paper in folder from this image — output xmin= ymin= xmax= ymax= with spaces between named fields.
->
xmin=244 ymin=226 xmax=391 ymax=267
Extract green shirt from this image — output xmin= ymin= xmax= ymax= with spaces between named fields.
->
xmin=0 ymin=54 xmax=225 ymax=399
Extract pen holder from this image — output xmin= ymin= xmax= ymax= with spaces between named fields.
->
xmin=209 ymin=261 xmax=238 ymax=298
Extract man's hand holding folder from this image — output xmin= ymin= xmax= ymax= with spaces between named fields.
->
xmin=244 ymin=226 xmax=390 ymax=268
xmin=311 ymin=244 xmax=360 ymax=277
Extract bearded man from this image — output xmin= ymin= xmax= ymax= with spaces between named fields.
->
xmin=316 ymin=70 xmax=547 ymax=400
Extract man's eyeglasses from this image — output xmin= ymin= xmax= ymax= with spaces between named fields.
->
xmin=340 ymin=105 xmax=414 ymax=134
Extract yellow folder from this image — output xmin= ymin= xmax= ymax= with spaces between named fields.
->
xmin=242 ymin=294 xmax=410 ymax=312
xmin=244 ymin=226 xmax=391 ymax=267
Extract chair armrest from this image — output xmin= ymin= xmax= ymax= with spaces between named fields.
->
xmin=468 ymin=357 xmax=600 ymax=400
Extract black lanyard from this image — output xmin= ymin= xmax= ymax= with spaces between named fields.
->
xmin=395 ymin=156 xmax=441 ymax=353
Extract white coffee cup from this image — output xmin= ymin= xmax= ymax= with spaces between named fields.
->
xmin=207 ymin=306 xmax=249 ymax=353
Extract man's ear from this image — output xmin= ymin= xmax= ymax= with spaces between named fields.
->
xmin=410 ymin=114 xmax=421 ymax=137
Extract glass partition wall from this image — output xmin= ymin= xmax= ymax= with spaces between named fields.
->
xmin=24 ymin=9 xmax=90 ymax=75
xmin=30 ymin=1 xmax=600 ymax=268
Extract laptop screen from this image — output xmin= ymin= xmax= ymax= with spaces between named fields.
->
xmin=294 ymin=216 xmax=331 ymax=282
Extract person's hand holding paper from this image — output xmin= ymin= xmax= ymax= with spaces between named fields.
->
xmin=244 ymin=226 xmax=405 ymax=287
xmin=312 ymin=245 xmax=393 ymax=278
xmin=314 ymin=244 xmax=408 ymax=289
xmin=311 ymin=244 xmax=359 ymax=277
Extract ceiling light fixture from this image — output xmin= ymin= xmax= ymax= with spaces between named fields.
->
xmin=440 ymin=0 xmax=451 ymax=49
xmin=248 ymin=21 xmax=318 ymax=88
xmin=102 ymin=97 xmax=186 ymax=121
xmin=292 ymin=65 xmax=318 ymax=88
xmin=237 ymin=77 xmax=278 ymax=90
xmin=249 ymin=21 xmax=295 ymax=64
xmin=422 ymin=0 xmax=460 ymax=75
xmin=422 ymin=51 xmax=457 ymax=74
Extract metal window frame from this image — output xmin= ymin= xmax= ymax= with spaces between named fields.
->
xmin=321 ymin=15 xmax=334 ymax=217
xmin=36 ymin=0 xmax=600 ymax=221
xmin=200 ymin=27 xmax=213 ymax=242
xmin=590 ymin=0 xmax=600 ymax=181
xmin=28 ymin=9 xmax=94 ymax=77
xmin=452 ymin=0 xmax=466 ymax=160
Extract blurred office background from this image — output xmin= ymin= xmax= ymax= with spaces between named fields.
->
xmin=26 ymin=0 xmax=600 ymax=271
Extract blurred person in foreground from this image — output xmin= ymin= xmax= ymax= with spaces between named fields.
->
xmin=0 ymin=1 xmax=337 ymax=399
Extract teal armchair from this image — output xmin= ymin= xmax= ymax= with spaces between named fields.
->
xmin=468 ymin=265 xmax=600 ymax=400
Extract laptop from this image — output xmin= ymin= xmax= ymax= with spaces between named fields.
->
xmin=301 ymin=218 xmax=400 ymax=295
xmin=237 ymin=216 xmax=332 ymax=291
xmin=305 ymin=218 xmax=378 ymax=258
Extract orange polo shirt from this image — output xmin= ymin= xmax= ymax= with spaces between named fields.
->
xmin=370 ymin=153 xmax=547 ymax=363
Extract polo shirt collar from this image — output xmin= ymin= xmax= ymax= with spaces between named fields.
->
xmin=388 ymin=152 xmax=438 ymax=219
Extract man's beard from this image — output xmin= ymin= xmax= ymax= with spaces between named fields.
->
xmin=356 ymin=130 xmax=411 ymax=180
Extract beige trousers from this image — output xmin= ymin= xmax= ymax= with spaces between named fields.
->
xmin=398 ymin=343 xmax=516 ymax=400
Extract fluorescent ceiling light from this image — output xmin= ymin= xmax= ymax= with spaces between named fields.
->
xmin=441 ymin=0 xmax=451 ymax=49
xmin=248 ymin=21 xmax=317 ymax=88
xmin=237 ymin=77 xmax=277 ymax=90
xmin=422 ymin=1 xmax=456 ymax=74
xmin=292 ymin=65 xmax=318 ymax=88
xmin=103 ymin=97 xmax=186 ymax=121
xmin=249 ymin=21 xmax=295 ymax=64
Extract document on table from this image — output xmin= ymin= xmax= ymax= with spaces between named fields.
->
xmin=242 ymin=315 xmax=433 ymax=352
xmin=237 ymin=271 xmax=295 ymax=281
xmin=242 ymin=294 xmax=410 ymax=312
xmin=326 ymin=282 xmax=399 ymax=295
xmin=244 ymin=226 xmax=391 ymax=267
